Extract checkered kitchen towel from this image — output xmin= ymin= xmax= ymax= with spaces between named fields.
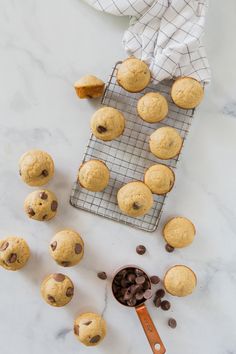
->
xmin=84 ymin=0 xmax=211 ymax=84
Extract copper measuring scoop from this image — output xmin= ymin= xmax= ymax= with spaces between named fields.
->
xmin=112 ymin=265 xmax=166 ymax=354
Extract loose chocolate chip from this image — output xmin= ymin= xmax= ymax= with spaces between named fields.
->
xmin=61 ymin=261 xmax=70 ymax=267
xmin=133 ymin=202 xmax=140 ymax=210
xmin=135 ymin=268 xmax=144 ymax=276
xmin=127 ymin=297 xmax=137 ymax=307
xmin=153 ymin=297 xmax=162 ymax=308
xmin=50 ymin=241 xmax=57 ymax=251
xmin=53 ymin=273 xmax=65 ymax=282
xmin=97 ymin=272 xmax=107 ymax=280
xmin=155 ymin=289 xmax=165 ymax=299
xmin=75 ymin=243 xmax=82 ymax=255
xmin=41 ymin=169 xmax=48 ymax=177
xmin=66 ymin=287 xmax=74 ymax=297
xmin=8 ymin=253 xmax=17 ymax=263
xmin=136 ymin=245 xmax=146 ymax=255
xmin=135 ymin=291 xmax=144 ymax=301
xmin=136 ymin=276 xmax=146 ymax=285
xmin=0 ymin=241 xmax=9 ymax=251
xmin=150 ymin=276 xmax=160 ymax=285
xmin=39 ymin=191 xmax=48 ymax=200
xmin=74 ymin=325 xmax=80 ymax=336
xmin=168 ymin=318 xmax=177 ymax=328
xmin=161 ymin=300 xmax=171 ymax=311
xmin=47 ymin=295 xmax=56 ymax=303
xmin=143 ymin=289 xmax=152 ymax=300
xmin=28 ymin=207 xmax=35 ymax=216
xmin=51 ymin=200 xmax=58 ymax=212
xmin=83 ymin=321 xmax=92 ymax=326
xmin=165 ymin=244 xmax=175 ymax=253
xmin=90 ymin=335 xmax=101 ymax=344
xmin=96 ymin=125 xmax=107 ymax=133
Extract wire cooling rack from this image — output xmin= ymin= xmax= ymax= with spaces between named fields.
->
xmin=70 ymin=62 xmax=195 ymax=232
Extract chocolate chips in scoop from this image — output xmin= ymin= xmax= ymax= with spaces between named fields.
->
xmin=112 ymin=267 xmax=152 ymax=307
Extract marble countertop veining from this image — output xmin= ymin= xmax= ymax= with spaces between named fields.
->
xmin=0 ymin=1 xmax=236 ymax=353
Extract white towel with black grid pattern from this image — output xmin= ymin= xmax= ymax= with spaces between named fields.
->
xmin=83 ymin=0 xmax=211 ymax=84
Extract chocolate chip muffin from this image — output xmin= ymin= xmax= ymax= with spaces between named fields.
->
xmin=144 ymin=164 xmax=175 ymax=195
xmin=49 ymin=229 xmax=84 ymax=267
xmin=41 ymin=273 xmax=74 ymax=307
xmin=74 ymin=75 xmax=105 ymax=99
xmin=0 ymin=236 xmax=30 ymax=271
xmin=171 ymin=77 xmax=204 ymax=109
xmin=74 ymin=312 xmax=106 ymax=347
xmin=78 ymin=160 xmax=110 ymax=192
xmin=164 ymin=265 xmax=197 ymax=297
xmin=137 ymin=92 xmax=168 ymax=123
xmin=149 ymin=127 xmax=183 ymax=160
xmin=117 ymin=57 xmax=151 ymax=93
xmin=24 ymin=190 xmax=58 ymax=221
xmin=163 ymin=217 xmax=196 ymax=248
xmin=90 ymin=106 xmax=125 ymax=141
xmin=117 ymin=181 xmax=153 ymax=217
xmin=19 ymin=149 xmax=54 ymax=186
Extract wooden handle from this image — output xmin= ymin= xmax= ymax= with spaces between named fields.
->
xmin=135 ymin=304 xmax=166 ymax=354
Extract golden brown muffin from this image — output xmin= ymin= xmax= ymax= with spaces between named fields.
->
xmin=78 ymin=160 xmax=110 ymax=192
xmin=74 ymin=75 xmax=105 ymax=99
xmin=171 ymin=77 xmax=204 ymax=109
xmin=117 ymin=57 xmax=151 ymax=93
xmin=41 ymin=273 xmax=74 ymax=307
xmin=117 ymin=181 xmax=153 ymax=217
xmin=49 ymin=229 xmax=84 ymax=267
xmin=0 ymin=236 xmax=30 ymax=271
xmin=164 ymin=265 xmax=197 ymax=297
xmin=24 ymin=190 xmax=58 ymax=221
xmin=144 ymin=164 xmax=175 ymax=195
xmin=90 ymin=107 xmax=125 ymax=141
xmin=149 ymin=127 xmax=183 ymax=160
xmin=163 ymin=217 xmax=196 ymax=248
xmin=19 ymin=149 xmax=54 ymax=187
xmin=137 ymin=92 xmax=168 ymax=123
xmin=74 ymin=312 xmax=106 ymax=346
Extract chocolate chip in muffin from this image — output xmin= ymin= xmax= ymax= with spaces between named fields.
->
xmin=136 ymin=245 xmax=146 ymax=255
xmin=75 ymin=243 xmax=82 ymax=254
xmin=42 ymin=214 xmax=48 ymax=220
xmin=97 ymin=272 xmax=107 ymax=280
xmin=8 ymin=253 xmax=17 ymax=263
xmin=0 ymin=241 xmax=9 ymax=251
xmin=51 ymin=200 xmax=58 ymax=212
xmin=74 ymin=325 xmax=80 ymax=335
xmin=50 ymin=241 xmax=57 ymax=251
xmin=90 ymin=335 xmax=101 ymax=344
xmin=19 ymin=170 xmax=22 ymax=176
xmin=165 ymin=244 xmax=175 ymax=253
xmin=28 ymin=207 xmax=35 ymax=216
xmin=39 ymin=191 xmax=48 ymax=200
xmin=53 ymin=273 xmax=65 ymax=282
xmin=66 ymin=287 xmax=74 ymax=297
xmin=83 ymin=320 xmax=92 ymax=326
xmin=133 ymin=202 xmax=141 ymax=210
xmin=168 ymin=318 xmax=177 ymax=328
xmin=41 ymin=169 xmax=49 ymax=177
xmin=96 ymin=125 xmax=107 ymax=133
xmin=47 ymin=295 xmax=56 ymax=303
xmin=61 ymin=261 xmax=70 ymax=267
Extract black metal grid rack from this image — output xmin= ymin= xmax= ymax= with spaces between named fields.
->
xmin=70 ymin=62 xmax=195 ymax=232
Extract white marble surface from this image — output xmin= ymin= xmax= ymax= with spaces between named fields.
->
xmin=0 ymin=1 xmax=236 ymax=353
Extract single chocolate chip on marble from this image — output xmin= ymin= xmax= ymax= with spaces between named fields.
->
xmin=132 ymin=202 xmax=141 ymax=210
xmin=28 ymin=207 xmax=35 ymax=216
xmin=61 ymin=261 xmax=70 ymax=267
xmin=74 ymin=325 xmax=80 ymax=336
xmin=150 ymin=276 xmax=160 ymax=285
xmin=50 ymin=241 xmax=57 ymax=251
xmin=136 ymin=276 xmax=146 ymax=285
xmin=153 ymin=297 xmax=162 ymax=308
xmin=83 ymin=321 xmax=92 ymax=326
xmin=53 ymin=273 xmax=65 ymax=282
xmin=8 ymin=253 xmax=17 ymax=263
xmin=136 ymin=245 xmax=146 ymax=255
xmin=74 ymin=243 xmax=82 ymax=255
xmin=90 ymin=335 xmax=101 ymax=344
xmin=165 ymin=244 xmax=175 ymax=253
xmin=47 ymin=295 xmax=56 ymax=303
xmin=127 ymin=297 xmax=137 ymax=307
xmin=51 ymin=200 xmax=58 ymax=212
xmin=168 ymin=318 xmax=177 ymax=328
xmin=97 ymin=272 xmax=107 ymax=280
xmin=97 ymin=125 xmax=107 ymax=133
xmin=155 ymin=289 xmax=165 ymax=299
xmin=66 ymin=287 xmax=74 ymax=297
xmin=39 ymin=191 xmax=48 ymax=200
xmin=144 ymin=289 xmax=152 ymax=300
xmin=0 ymin=241 xmax=9 ymax=251
xmin=161 ymin=300 xmax=171 ymax=311
xmin=41 ymin=169 xmax=49 ymax=177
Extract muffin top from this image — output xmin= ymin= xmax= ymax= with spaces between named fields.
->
xmin=144 ymin=164 xmax=175 ymax=195
xmin=78 ymin=160 xmax=110 ymax=192
xmin=164 ymin=265 xmax=197 ymax=297
xmin=149 ymin=126 xmax=183 ymax=160
xmin=90 ymin=107 xmax=125 ymax=141
xmin=137 ymin=92 xmax=168 ymax=123
xmin=0 ymin=236 xmax=30 ymax=271
xmin=74 ymin=75 xmax=104 ymax=88
xmin=74 ymin=312 xmax=106 ymax=347
xmin=171 ymin=77 xmax=204 ymax=109
xmin=163 ymin=217 xmax=196 ymax=248
xmin=41 ymin=273 xmax=74 ymax=307
xmin=117 ymin=58 xmax=151 ymax=93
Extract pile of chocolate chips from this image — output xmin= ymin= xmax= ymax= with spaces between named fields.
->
xmin=112 ymin=267 xmax=152 ymax=307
